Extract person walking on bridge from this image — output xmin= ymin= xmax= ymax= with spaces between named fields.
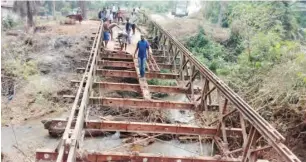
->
xmin=134 ymin=35 xmax=150 ymax=78
xmin=130 ymin=11 xmax=137 ymax=35
xmin=103 ymin=18 xmax=110 ymax=48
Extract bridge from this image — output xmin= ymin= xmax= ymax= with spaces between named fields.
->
xmin=35 ymin=11 xmax=301 ymax=162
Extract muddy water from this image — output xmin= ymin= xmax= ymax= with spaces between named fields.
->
xmin=1 ymin=112 xmax=67 ymax=156
xmin=1 ymin=120 xmax=59 ymax=152
xmin=83 ymin=132 xmax=212 ymax=156
xmin=83 ymin=93 xmax=213 ymax=157
xmin=1 ymin=94 xmax=213 ymax=159
xmin=161 ymin=94 xmax=195 ymax=124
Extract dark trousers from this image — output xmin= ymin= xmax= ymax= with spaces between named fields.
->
xmin=138 ymin=57 xmax=146 ymax=77
xmin=131 ymin=24 xmax=136 ymax=34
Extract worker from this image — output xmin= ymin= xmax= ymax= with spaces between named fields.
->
xmin=111 ymin=4 xmax=117 ymax=20
xmin=117 ymin=31 xmax=128 ymax=51
xmin=125 ymin=18 xmax=132 ymax=44
xmin=130 ymin=11 xmax=137 ymax=35
xmin=106 ymin=7 xmax=111 ymax=22
xmin=98 ymin=8 xmax=106 ymax=22
xmin=108 ymin=23 xmax=122 ymax=40
xmin=103 ymin=18 xmax=110 ymax=48
xmin=135 ymin=6 xmax=140 ymax=13
xmin=134 ymin=35 xmax=150 ymax=78
xmin=117 ymin=7 xmax=124 ymax=23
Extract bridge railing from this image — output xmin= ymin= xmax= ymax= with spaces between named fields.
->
xmin=138 ymin=11 xmax=301 ymax=162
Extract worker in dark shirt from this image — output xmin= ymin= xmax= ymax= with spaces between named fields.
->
xmin=125 ymin=18 xmax=132 ymax=44
xmin=134 ymin=35 xmax=150 ymax=78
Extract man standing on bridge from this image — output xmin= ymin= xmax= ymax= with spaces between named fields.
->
xmin=103 ymin=18 xmax=110 ymax=48
xmin=134 ymin=35 xmax=150 ymax=78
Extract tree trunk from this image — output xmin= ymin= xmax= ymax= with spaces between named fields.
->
xmin=53 ymin=1 xmax=56 ymax=20
xmin=217 ymin=2 xmax=224 ymax=27
xmin=78 ymin=1 xmax=87 ymax=19
xmin=26 ymin=1 xmax=34 ymax=27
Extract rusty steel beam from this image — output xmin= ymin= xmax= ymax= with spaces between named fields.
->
xmin=36 ymin=149 xmax=242 ymax=162
xmin=98 ymin=60 xmax=134 ymax=68
xmin=100 ymin=53 xmax=133 ymax=60
xmin=141 ymin=12 xmax=301 ymax=162
xmin=96 ymin=69 xmax=178 ymax=79
xmin=103 ymin=49 xmax=129 ymax=55
xmin=90 ymin=97 xmax=195 ymax=110
xmin=54 ymin=22 xmax=104 ymax=162
xmin=93 ymin=82 xmax=198 ymax=94
xmin=158 ymin=63 xmax=172 ymax=69
xmin=96 ymin=69 xmax=137 ymax=78
xmin=94 ymin=82 xmax=141 ymax=92
xmin=71 ymin=81 xmax=202 ymax=94
xmin=44 ymin=119 xmax=242 ymax=136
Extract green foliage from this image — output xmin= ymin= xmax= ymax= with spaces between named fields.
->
xmin=205 ymin=2 xmax=221 ymax=24
xmin=4 ymin=59 xmax=38 ymax=80
xmin=60 ymin=2 xmax=72 ymax=15
xmin=2 ymin=15 xmax=17 ymax=30
xmin=186 ymin=28 xmax=227 ymax=73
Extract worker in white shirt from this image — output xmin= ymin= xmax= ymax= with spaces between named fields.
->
xmin=111 ymin=4 xmax=117 ymax=20
xmin=135 ymin=6 xmax=140 ymax=13
xmin=106 ymin=7 xmax=111 ymax=21
xmin=130 ymin=11 xmax=137 ymax=35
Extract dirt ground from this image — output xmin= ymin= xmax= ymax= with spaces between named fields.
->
xmin=1 ymin=21 xmax=100 ymax=125
xmin=1 ymin=20 xmax=100 ymax=161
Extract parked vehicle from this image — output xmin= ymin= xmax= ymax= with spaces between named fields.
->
xmin=171 ymin=1 xmax=188 ymax=17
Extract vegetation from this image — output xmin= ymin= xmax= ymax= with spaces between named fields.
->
xmin=187 ymin=1 xmax=306 ymax=137
xmin=2 ymin=15 xmax=18 ymax=30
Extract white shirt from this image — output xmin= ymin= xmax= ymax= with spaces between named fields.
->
xmin=109 ymin=13 xmax=113 ymax=21
xmin=130 ymin=14 xmax=137 ymax=24
xmin=112 ymin=6 xmax=117 ymax=12
xmin=106 ymin=9 xmax=111 ymax=17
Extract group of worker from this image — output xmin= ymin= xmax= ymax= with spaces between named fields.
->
xmin=100 ymin=6 xmax=149 ymax=78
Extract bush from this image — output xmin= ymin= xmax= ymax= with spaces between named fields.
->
xmin=186 ymin=27 xmax=227 ymax=73
xmin=2 ymin=15 xmax=17 ymax=30
xmin=3 ymin=59 xmax=38 ymax=80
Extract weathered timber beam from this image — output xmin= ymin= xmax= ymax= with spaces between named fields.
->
xmin=98 ymin=60 xmax=134 ymax=68
xmin=96 ymin=69 xmax=178 ymax=79
xmin=90 ymin=97 xmax=195 ymax=110
xmin=36 ymin=149 xmax=242 ymax=162
xmin=43 ymin=119 xmax=242 ymax=136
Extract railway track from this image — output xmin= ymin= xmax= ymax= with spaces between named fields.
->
xmin=35 ymin=12 xmax=301 ymax=162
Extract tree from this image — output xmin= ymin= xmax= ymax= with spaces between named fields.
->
xmin=78 ymin=1 xmax=87 ymax=19
xmin=217 ymin=2 xmax=227 ymax=27
xmin=53 ymin=1 xmax=56 ymax=20
xmin=13 ymin=1 xmax=40 ymax=27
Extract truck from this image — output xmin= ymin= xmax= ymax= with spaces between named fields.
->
xmin=171 ymin=1 xmax=188 ymax=17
